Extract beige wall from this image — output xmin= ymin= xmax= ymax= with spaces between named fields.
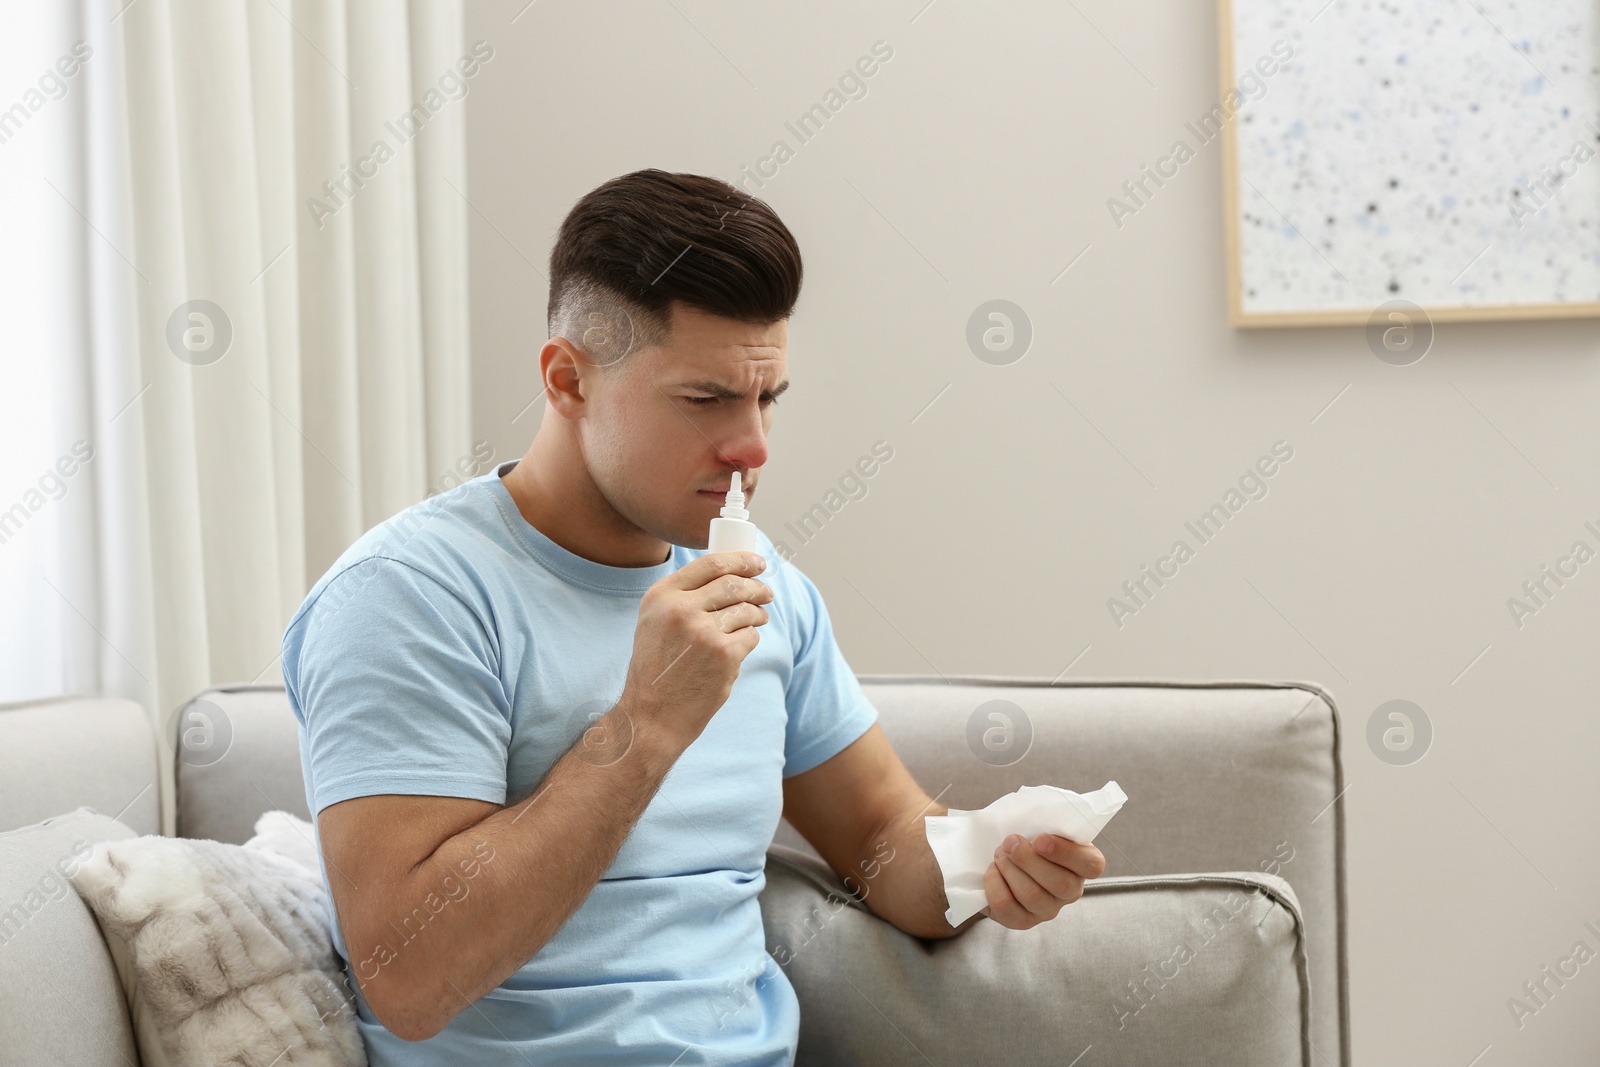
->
xmin=463 ymin=1 xmax=1600 ymax=1060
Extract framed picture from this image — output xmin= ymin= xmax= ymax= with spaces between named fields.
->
xmin=1218 ymin=0 xmax=1600 ymax=327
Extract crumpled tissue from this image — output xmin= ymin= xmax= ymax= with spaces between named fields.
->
xmin=925 ymin=780 xmax=1128 ymax=926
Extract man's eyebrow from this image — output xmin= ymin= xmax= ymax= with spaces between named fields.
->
xmin=677 ymin=379 xmax=791 ymax=400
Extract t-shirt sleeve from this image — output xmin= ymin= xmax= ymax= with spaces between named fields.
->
xmin=282 ymin=557 xmax=513 ymax=815
xmin=780 ymin=564 xmax=879 ymax=778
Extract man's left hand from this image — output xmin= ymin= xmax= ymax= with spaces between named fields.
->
xmin=980 ymin=834 xmax=1107 ymax=929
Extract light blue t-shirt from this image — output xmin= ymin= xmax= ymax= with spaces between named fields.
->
xmin=279 ymin=460 xmax=878 ymax=1066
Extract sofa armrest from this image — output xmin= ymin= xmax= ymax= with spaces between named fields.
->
xmin=0 ymin=696 xmax=160 ymax=836
xmin=0 ymin=809 xmax=142 ymax=1067
xmin=759 ymin=845 xmax=1314 ymax=1066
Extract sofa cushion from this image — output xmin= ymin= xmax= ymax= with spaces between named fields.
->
xmin=759 ymin=845 xmax=1312 ymax=1067
xmin=68 ymin=811 xmax=366 ymax=1067
xmin=0 ymin=808 xmax=141 ymax=1066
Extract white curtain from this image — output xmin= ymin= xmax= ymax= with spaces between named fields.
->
xmin=0 ymin=0 xmax=473 ymax=833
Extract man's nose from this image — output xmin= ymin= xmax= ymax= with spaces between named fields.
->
xmin=722 ymin=405 xmax=769 ymax=474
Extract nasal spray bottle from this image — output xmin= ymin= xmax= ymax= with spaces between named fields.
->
xmin=707 ymin=470 xmax=760 ymax=555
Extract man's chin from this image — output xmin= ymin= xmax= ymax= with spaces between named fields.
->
xmin=651 ymin=519 xmax=708 ymax=554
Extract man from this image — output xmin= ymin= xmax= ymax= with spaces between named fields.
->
xmin=281 ymin=168 xmax=1105 ymax=1065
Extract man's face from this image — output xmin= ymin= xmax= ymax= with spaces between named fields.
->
xmin=579 ymin=302 xmax=788 ymax=551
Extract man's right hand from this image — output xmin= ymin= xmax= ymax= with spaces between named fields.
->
xmin=622 ymin=551 xmax=772 ymax=747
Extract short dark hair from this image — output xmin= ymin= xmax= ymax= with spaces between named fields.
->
xmin=546 ymin=169 xmax=802 ymax=370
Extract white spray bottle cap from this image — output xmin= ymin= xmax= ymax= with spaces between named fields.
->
xmin=720 ymin=470 xmax=749 ymax=521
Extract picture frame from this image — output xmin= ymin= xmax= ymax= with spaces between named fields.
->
xmin=1217 ymin=0 xmax=1600 ymax=327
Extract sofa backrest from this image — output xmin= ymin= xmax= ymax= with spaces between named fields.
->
xmin=170 ymin=685 xmax=311 ymax=844
xmin=175 ymin=676 xmax=1348 ymax=1066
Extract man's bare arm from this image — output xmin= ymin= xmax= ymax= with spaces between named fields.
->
xmin=318 ymin=702 xmax=682 ymax=1041
xmin=782 ymin=726 xmax=977 ymax=939
xmin=783 ymin=725 xmax=1105 ymax=938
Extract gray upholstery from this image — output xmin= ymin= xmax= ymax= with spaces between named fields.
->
xmin=0 ymin=695 xmax=160 ymax=836
xmin=0 ymin=808 xmax=141 ymax=1066
xmin=762 ymin=846 xmax=1312 ymax=1066
xmin=821 ymin=675 xmax=1351 ymax=1066
xmin=172 ymin=686 xmax=312 ymax=844
xmin=0 ymin=677 xmax=1349 ymax=1066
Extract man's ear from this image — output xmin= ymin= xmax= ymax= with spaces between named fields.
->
xmin=539 ymin=337 xmax=593 ymax=419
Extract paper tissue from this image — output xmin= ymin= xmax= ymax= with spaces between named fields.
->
xmin=925 ymin=781 xmax=1128 ymax=926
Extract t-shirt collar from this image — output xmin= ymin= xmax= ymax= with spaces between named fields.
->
xmin=485 ymin=460 xmax=681 ymax=596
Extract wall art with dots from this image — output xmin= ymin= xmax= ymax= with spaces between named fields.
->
xmin=1219 ymin=0 xmax=1600 ymax=326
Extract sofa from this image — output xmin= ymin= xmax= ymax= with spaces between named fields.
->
xmin=0 ymin=676 xmax=1349 ymax=1066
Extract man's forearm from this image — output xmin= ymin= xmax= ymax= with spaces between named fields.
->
xmin=355 ymin=702 xmax=687 ymax=1040
xmin=853 ymin=799 xmax=984 ymax=940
